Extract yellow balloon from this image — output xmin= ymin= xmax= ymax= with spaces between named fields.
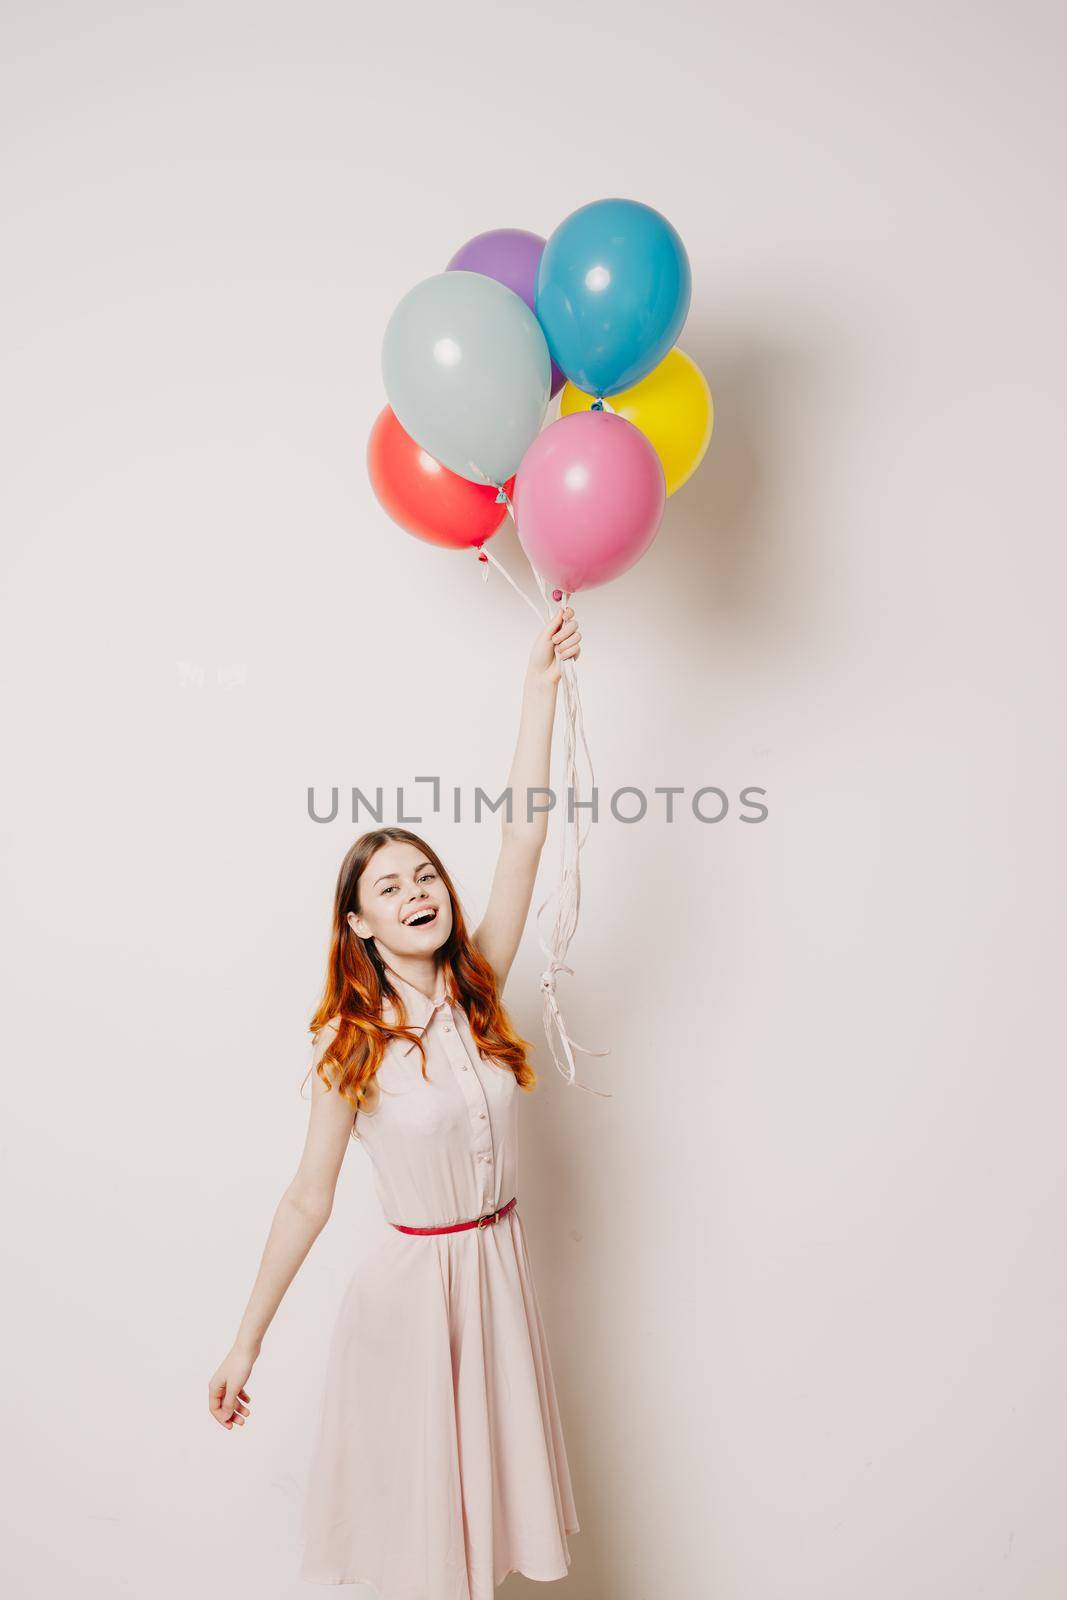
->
xmin=560 ymin=347 xmax=713 ymax=496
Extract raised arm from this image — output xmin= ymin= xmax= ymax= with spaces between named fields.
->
xmin=207 ymin=1018 xmax=354 ymax=1430
xmin=472 ymin=605 xmax=582 ymax=991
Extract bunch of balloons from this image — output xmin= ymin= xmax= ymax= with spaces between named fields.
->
xmin=369 ymin=197 xmax=713 ymax=598
xmin=369 ymin=200 xmax=712 ymax=1091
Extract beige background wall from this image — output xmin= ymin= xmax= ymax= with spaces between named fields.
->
xmin=2 ymin=2 xmax=1064 ymax=1596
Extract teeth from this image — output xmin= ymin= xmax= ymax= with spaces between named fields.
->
xmin=406 ymin=909 xmax=436 ymax=926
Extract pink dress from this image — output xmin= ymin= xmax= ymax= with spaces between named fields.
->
xmin=298 ymin=965 xmax=580 ymax=1596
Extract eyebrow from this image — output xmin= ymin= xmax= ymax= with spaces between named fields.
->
xmin=374 ymin=859 xmax=435 ymax=886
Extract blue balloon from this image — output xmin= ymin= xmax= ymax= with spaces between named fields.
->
xmin=535 ymin=198 xmax=692 ymax=398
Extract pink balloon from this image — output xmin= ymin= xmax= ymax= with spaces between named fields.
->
xmin=512 ymin=411 xmax=666 ymax=593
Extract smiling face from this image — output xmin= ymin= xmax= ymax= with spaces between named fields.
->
xmin=346 ymin=839 xmax=453 ymax=963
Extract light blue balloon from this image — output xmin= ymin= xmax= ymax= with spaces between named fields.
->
xmin=535 ymin=198 xmax=692 ymax=398
xmin=382 ymin=271 xmax=551 ymax=486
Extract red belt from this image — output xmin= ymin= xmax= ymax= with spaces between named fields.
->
xmin=391 ymin=1196 xmax=518 ymax=1236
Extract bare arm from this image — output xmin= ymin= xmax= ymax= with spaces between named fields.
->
xmin=473 ymin=605 xmax=582 ymax=991
xmin=207 ymin=1019 xmax=354 ymax=1429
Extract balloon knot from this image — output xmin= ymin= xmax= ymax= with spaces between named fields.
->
xmin=495 ymin=488 xmax=507 ymax=504
xmin=477 ymin=551 xmax=488 ymax=562
xmin=591 ymin=397 xmax=604 ymax=411
xmin=551 ymin=588 xmax=563 ymax=602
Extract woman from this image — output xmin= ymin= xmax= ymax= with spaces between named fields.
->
xmin=209 ymin=605 xmax=584 ymax=1598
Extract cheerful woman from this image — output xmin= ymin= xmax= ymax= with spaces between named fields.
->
xmin=209 ymin=605 xmax=584 ymax=1598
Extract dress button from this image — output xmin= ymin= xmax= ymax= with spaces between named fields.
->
xmin=479 ymin=1111 xmax=487 ymax=1119
xmin=443 ymin=1024 xmax=452 ymax=1033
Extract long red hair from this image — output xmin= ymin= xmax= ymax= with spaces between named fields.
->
xmin=303 ymin=827 xmax=537 ymax=1130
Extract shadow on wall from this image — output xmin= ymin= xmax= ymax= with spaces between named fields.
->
xmin=501 ymin=326 xmax=804 ymax=1597
xmin=669 ymin=323 xmax=807 ymax=641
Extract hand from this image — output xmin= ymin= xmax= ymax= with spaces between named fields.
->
xmin=527 ymin=605 xmax=582 ymax=687
xmin=208 ymin=1345 xmax=256 ymax=1431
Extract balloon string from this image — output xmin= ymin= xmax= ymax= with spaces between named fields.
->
xmin=477 ymin=486 xmax=612 ymax=1098
xmin=474 ymin=540 xmax=543 ymax=621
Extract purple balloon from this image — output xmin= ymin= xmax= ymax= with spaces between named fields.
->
xmin=447 ymin=228 xmax=566 ymax=398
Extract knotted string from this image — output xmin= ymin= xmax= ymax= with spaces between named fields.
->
xmin=473 ymin=483 xmax=613 ymax=1098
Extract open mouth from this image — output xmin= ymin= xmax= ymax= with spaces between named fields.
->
xmin=405 ymin=908 xmax=438 ymax=928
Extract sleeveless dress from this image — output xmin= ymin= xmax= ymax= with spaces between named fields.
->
xmin=298 ymin=965 xmax=580 ymax=1597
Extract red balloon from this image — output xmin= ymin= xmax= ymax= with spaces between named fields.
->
xmin=367 ymin=406 xmax=514 ymax=549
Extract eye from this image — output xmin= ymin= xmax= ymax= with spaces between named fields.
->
xmin=418 ymin=871 xmax=436 ymax=883
xmin=381 ymin=884 xmax=397 ymax=894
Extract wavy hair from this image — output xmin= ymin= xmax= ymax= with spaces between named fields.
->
xmin=303 ymin=827 xmax=537 ymax=1133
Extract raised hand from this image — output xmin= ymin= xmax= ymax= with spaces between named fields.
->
xmin=527 ymin=606 xmax=582 ymax=687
